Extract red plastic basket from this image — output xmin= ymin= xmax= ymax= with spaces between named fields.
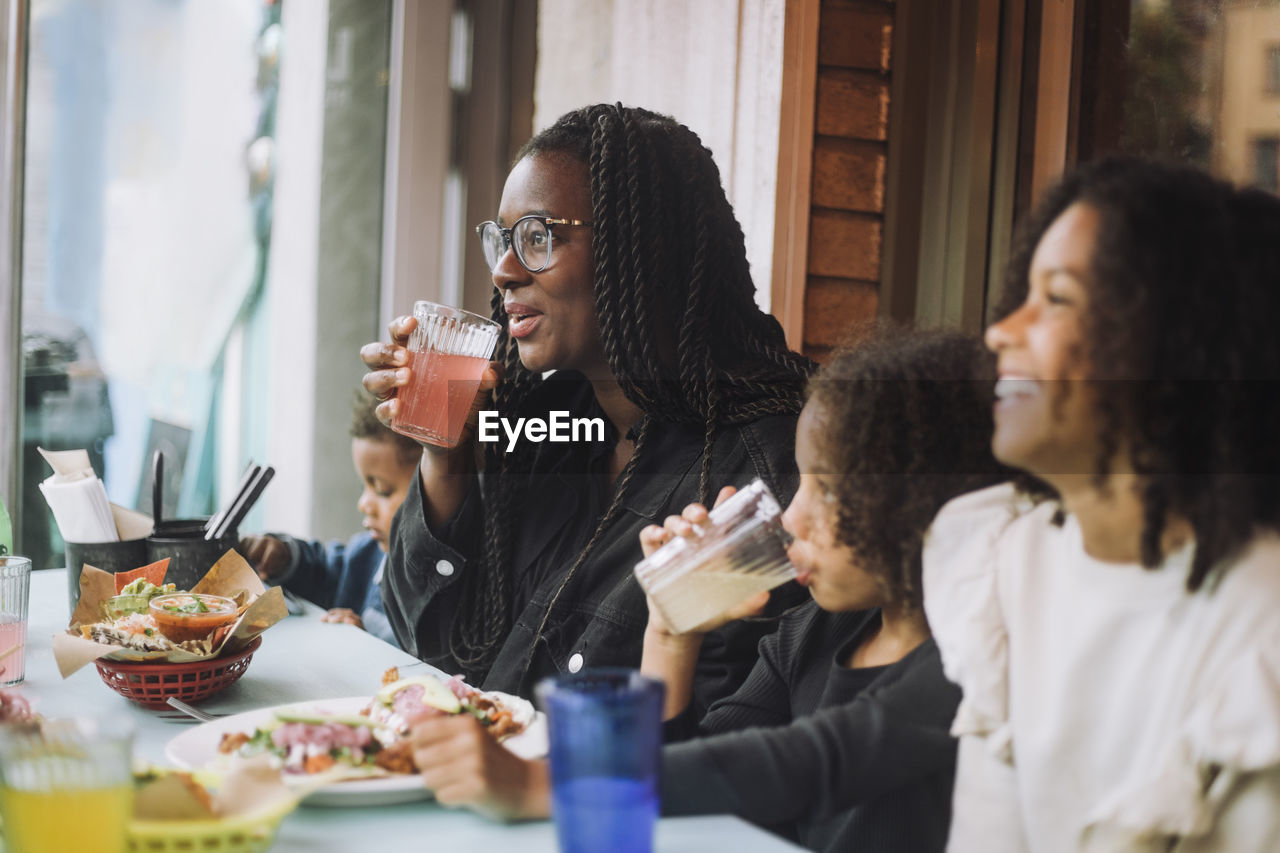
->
xmin=93 ymin=637 xmax=262 ymax=709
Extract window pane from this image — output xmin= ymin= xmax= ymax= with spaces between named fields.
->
xmin=20 ymin=0 xmax=273 ymax=569
xmin=1113 ymin=1 xmax=1280 ymax=192
xmin=1255 ymin=137 xmax=1280 ymax=189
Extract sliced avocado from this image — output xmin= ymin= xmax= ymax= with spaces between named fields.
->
xmin=274 ymin=710 xmax=383 ymax=729
xmin=374 ymin=676 xmax=462 ymax=715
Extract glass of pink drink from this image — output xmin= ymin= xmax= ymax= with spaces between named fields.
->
xmin=392 ymin=300 xmax=502 ymax=448
xmin=0 ymin=556 xmax=31 ymax=686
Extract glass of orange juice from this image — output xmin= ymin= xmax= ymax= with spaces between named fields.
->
xmin=391 ymin=300 xmax=502 ymax=448
xmin=0 ymin=717 xmax=135 ymax=853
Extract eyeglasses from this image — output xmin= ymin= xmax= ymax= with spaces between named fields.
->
xmin=474 ymin=215 xmax=592 ymax=273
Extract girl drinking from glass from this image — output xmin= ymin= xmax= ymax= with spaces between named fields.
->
xmin=642 ymin=327 xmax=1007 ymax=851
xmin=925 ymin=159 xmax=1280 ymax=851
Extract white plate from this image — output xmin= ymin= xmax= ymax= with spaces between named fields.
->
xmin=165 ymin=695 xmax=548 ymax=807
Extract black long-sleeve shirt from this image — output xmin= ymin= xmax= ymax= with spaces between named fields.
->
xmin=661 ymin=604 xmax=961 ymax=853
xmin=382 ymin=370 xmax=805 ymax=711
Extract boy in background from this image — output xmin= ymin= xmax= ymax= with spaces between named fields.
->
xmin=240 ymin=392 xmax=421 ymax=646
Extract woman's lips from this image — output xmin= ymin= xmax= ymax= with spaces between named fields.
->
xmin=504 ymin=303 xmax=543 ymax=340
xmin=994 ymin=376 xmax=1039 ymax=399
xmin=508 ymin=313 xmax=543 ymax=339
xmin=993 ymin=375 xmax=1040 ymax=412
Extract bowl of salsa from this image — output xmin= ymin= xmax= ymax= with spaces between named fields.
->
xmin=148 ymin=593 xmax=240 ymax=644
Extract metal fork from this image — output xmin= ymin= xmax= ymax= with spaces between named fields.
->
xmin=161 ymin=696 xmax=225 ymax=723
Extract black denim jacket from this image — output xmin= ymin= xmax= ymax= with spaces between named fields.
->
xmin=382 ymin=370 xmax=804 ymax=715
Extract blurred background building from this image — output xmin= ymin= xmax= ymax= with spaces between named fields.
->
xmin=1 ymin=0 xmax=1277 ymax=567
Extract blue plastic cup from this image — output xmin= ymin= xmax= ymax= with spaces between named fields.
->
xmin=536 ymin=669 xmax=665 ymax=853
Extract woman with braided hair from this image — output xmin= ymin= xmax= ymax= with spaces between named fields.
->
xmin=360 ymin=104 xmax=811 ymax=711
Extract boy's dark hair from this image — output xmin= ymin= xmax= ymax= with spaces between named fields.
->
xmin=453 ymin=104 xmax=814 ymax=676
xmin=807 ymin=325 xmax=1008 ymax=612
xmin=349 ymin=391 xmax=422 ymax=469
xmin=992 ymin=157 xmax=1280 ymax=591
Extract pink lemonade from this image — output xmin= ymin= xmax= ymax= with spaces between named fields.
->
xmin=393 ymin=349 xmax=491 ymax=447
xmin=0 ymin=617 xmax=26 ymax=684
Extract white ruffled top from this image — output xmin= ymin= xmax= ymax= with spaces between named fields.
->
xmin=923 ymin=483 xmax=1280 ymax=852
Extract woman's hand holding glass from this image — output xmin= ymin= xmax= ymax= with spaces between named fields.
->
xmin=359 ymin=314 xmax=502 ymax=456
xmin=360 ymin=314 xmax=501 ymax=530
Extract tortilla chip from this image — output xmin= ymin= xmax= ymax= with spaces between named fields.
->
xmin=133 ymin=769 xmax=217 ymax=820
xmin=113 ymin=559 xmax=171 ymax=594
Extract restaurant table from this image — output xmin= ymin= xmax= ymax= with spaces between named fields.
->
xmin=13 ymin=568 xmax=802 ymax=852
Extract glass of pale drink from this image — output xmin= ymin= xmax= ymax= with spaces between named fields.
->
xmin=392 ymin=300 xmax=502 ymax=448
xmin=0 ymin=717 xmax=135 ymax=853
xmin=633 ymin=479 xmax=797 ymax=634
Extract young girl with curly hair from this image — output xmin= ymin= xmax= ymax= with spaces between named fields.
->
xmin=644 ymin=326 xmax=1007 ymax=851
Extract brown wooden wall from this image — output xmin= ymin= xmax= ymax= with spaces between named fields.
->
xmin=802 ymin=0 xmax=894 ymax=362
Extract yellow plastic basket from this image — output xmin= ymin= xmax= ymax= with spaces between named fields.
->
xmin=127 ymin=798 xmax=297 ymax=853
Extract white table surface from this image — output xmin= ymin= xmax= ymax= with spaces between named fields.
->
xmin=13 ymin=568 xmax=801 ymax=852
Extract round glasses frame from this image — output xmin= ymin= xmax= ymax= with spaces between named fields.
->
xmin=474 ymin=215 xmax=592 ymax=273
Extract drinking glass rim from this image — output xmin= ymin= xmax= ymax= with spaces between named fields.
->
xmin=6 ymin=715 xmax=135 ymax=743
xmin=411 ymin=299 xmax=500 ymax=330
xmin=534 ymin=668 xmax=665 ymax=708
xmin=0 ymin=715 xmax=135 ymax=765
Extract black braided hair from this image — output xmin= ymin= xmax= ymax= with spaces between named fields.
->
xmin=450 ymin=104 xmax=813 ymax=676
xmin=991 ymin=157 xmax=1280 ymax=591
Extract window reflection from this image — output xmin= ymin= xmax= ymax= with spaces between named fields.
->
xmin=20 ymin=0 xmax=273 ymax=569
xmin=1119 ymin=0 xmax=1280 ymax=191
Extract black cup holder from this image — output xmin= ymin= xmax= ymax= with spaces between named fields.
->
xmin=147 ymin=519 xmax=238 ymax=591
xmin=65 ymin=538 xmax=150 ymax=611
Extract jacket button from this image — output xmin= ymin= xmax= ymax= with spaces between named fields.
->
xmin=568 ymin=653 xmax=584 ymax=673
xmin=435 ymin=559 xmax=455 ymax=577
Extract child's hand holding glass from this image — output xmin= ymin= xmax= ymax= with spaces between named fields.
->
xmin=638 ymin=485 xmax=774 ymax=719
